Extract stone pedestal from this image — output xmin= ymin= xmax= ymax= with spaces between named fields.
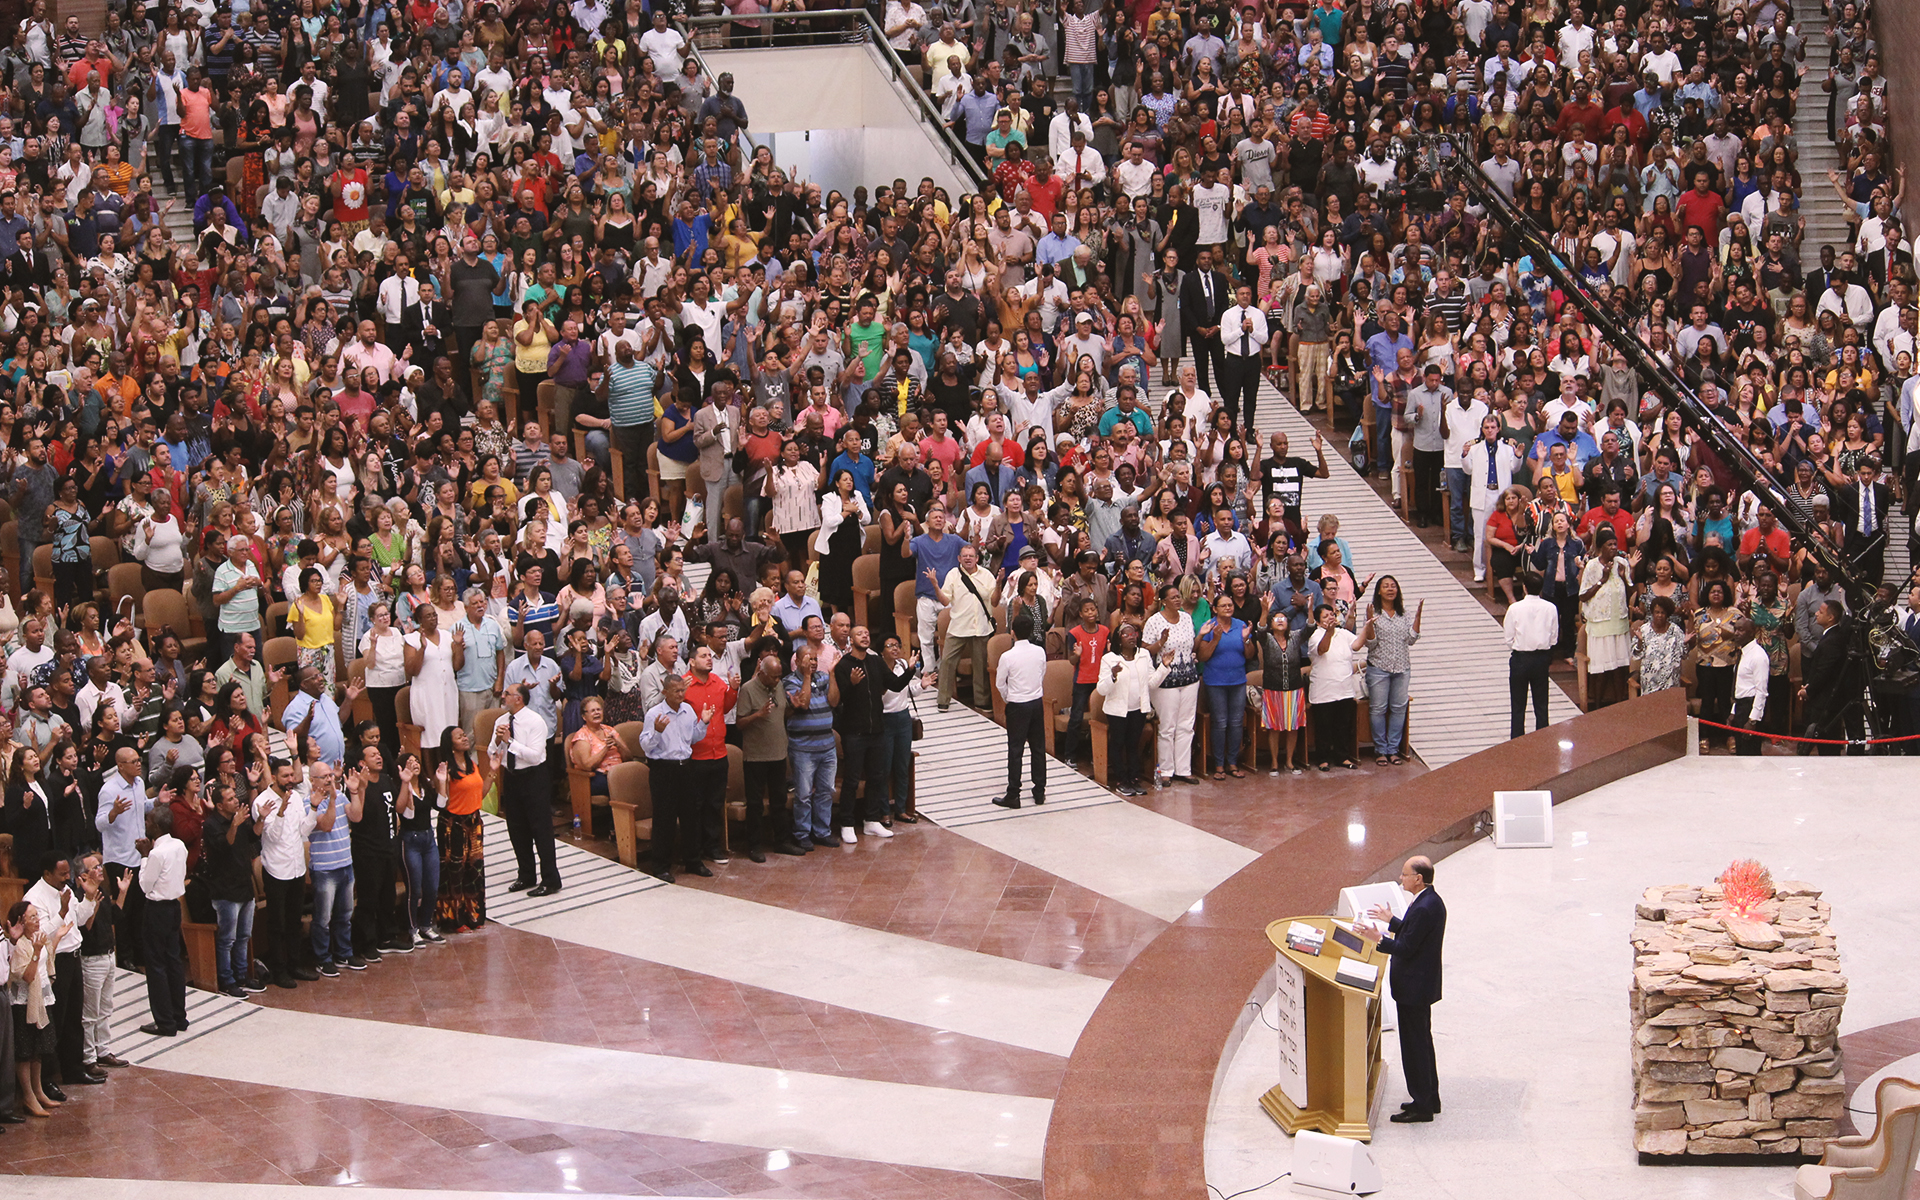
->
xmin=1628 ymin=881 xmax=1845 ymax=1162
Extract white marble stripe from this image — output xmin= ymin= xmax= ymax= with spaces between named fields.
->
xmin=106 ymin=968 xmax=261 ymax=1064
xmin=2 ymin=1184 xmax=797 ymax=1200
xmin=155 ymin=1006 xmax=1052 ymax=1180
xmin=478 ymin=812 xmax=667 ymax=925
xmin=515 ymin=884 xmax=1108 ymax=1057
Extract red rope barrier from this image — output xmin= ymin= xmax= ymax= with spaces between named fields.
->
xmin=1693 ymin=719 xmax=1920 ymax=747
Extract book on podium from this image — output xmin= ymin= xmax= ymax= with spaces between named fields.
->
xmin=1260 ymin=915 xmax=1388 ymax=1142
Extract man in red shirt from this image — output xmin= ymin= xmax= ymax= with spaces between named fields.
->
xmin=1554 ymin=81 xmax=1606 ymax=143
xmin=1577 ymin=488 xmax=1634 ymax=549
xmin=1601 ymin=101 xmax=1648 ymax=150
xmin=1062 ymin=596 xmax=1109 ymax=770
xmin=680 ymin=641 xmax=738 ymax=870
xmin=1738 ymin=508 xmax=1793 ymax=575
xmin=1024 ymin=157 xmax=1066 ymax=222
xmin=1673 ymin=170 xmax=1727 ymax=240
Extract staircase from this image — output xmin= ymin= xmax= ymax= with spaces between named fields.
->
xmin=1788 ymin=0 xmax=1912 ymax=587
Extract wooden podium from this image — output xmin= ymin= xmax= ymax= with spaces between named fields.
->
xmin=1259 ymin=916 xmax=1386 ymax=1142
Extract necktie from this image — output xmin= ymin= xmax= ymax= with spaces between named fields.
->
xmin=1861 ymin=486 xmax=1875 ymax=536
xmin=1485 ymin=440 xmax=1498 ymax=489
xmin=1203 ymin=274 xmax=1213 ymax=310
xmin=1075 ymin=151 xmax=1083 ymax=181
xmin=1239 ymin=312 xmax=1251 ymax=356
xmin=506 ymin=713 xmax=518 ymax=770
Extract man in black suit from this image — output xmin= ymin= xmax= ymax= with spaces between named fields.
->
xmin=1799 ymin=600 xmax=1857 ymax=756
xmin=1179 ymin=247 xmax=1229 ymax=394
xmin=1362 ymin=856 xmax=1447 ymax=1122
xmin=1843 ymin=457 xmax=1892 ymax=586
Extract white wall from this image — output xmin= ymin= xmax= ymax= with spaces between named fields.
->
xmin=702 ymin=44 xmax=972 ymax=200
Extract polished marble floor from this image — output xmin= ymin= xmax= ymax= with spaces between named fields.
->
xmin=1205 ymin=756 xmax=1920 ymax=1200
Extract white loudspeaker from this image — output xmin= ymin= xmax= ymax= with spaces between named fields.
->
xmin=1492 ymin=790 xmax=1554 ymax=848
xmin=1289 ymin=1129 xmax=1383 ymax=1197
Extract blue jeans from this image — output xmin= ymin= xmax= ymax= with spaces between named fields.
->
xmin=401 ymin=829 xmax=440 ymax=935
xmin=309 ymin=865 xmax=355 ymax=964
xmin=180 ymin=134 xmax=213 ymax=200
xmin=1444 ymin=467 xmax=1469 ymax=543
xmin=789 ymin=746 xmax=837 ymax=844
xmin=1069 ymin=62 xmax=1096 ymax=109
xmin=1206 ymin=682 xmax=1244 ymax=771
xmin=212 ymin=897 xmax=254 ymax=988
xmin=877 ymin=709 xmax=914 ymax=816
xmin=1371 ymin=403 xmax=1394 ymax=475
xmin=1366 ymin=666 xmax=1410 ymax=756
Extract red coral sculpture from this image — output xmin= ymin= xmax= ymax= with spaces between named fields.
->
xmin=1718 ymin=859 xmax=1775 ymax=918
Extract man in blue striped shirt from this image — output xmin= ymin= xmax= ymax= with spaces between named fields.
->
xmin=785 ymin=647 xmax=841 ymax=850
xmin=600 ymin=336 xmax=656 ymax=501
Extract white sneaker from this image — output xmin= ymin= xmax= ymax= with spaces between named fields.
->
xmin=840 ymin=826 xmax=859 ymax=842
xmin=863 ymin=821 xmax=894 ymax=839
xmin=1472 ymin=573 xmax=1486 ymax=583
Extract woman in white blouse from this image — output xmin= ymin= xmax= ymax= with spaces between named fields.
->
xmin=1307 ymin=603 xmax=1361 ymax=770
xmin=1142 ymin=584 xmax=1201 ymax=788
xmin=1094 ymin=623 xmax=1170 ymax=796
xmin=133 ymin=488 xmax=188 ymax=592
xmin=359 ymin=601 xmax=408 ymax=760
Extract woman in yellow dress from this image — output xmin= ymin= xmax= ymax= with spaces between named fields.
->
xmin=288 ymin=565 xmax=340 ymax=691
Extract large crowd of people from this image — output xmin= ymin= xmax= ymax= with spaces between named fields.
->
xmin=0 ymin=0 xmax=1912 ymax=1130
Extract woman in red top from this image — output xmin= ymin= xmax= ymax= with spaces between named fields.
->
xmin=333 ymin=164 xmax=371 ymax=234
xmin=1485 ymin=487 xmax=1531 ymax=608
xmin=210 ymin=681 xmax=267 ymax=753
xmin=1062 ymin=596 xmax=1110 ymax=770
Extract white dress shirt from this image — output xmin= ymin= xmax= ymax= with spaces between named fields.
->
xmin=253 ymin=788 xmax=318 ymax=881
xmin=1734 ymin=638 xmax=1771 ymax=722
xmin=996 ymin=640 xmax=1047 ymax=703
xmin=496 ymin=705 xmax=551 ymax=769
xmin=1503 ymin=595 xmax=1560 ymax=651
xmin=24 ymin=879 xmax=90 ymax=955
xmin=1220 ymin=305 xmax=1269 ymax=358
xmin=139 ymin=835 xmax=190 ymax=901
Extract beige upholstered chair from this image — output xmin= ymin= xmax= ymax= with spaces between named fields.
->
xmin=1795 ymin=1078 xmax=1920 ymax=1200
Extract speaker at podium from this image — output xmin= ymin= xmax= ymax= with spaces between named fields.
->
xmin=1335 ymin=883 xmax=1408 ymax=1031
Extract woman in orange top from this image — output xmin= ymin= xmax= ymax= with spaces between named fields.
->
xmin=433 ymin=725 xmax=487 ymax=932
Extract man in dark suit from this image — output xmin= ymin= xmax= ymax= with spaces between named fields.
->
xmin=1799 ymin=600 xmax=1857 ymax=756
xmin=1362 ymin=855 xmax=1447 ymax=1122
xmin=1843 ymin=457 xmax=1892 ymax=586
xmin=1179 ymin=246 xmax=1229 ymax=394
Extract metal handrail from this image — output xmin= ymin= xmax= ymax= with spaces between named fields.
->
xmin=682 ymin=8 xmax=987 ymax=188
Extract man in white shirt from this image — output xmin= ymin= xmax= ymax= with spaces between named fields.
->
xmin=638 ymin=10 xmax=687 ymax=76
xmin=1814 ymin=266 xmax=1875 ymax=337
xmin=1054 ymin=129 xmax=1105 ymax=195
xmin=883 ymin=0 xmax=927 ymax=51
xmin=3 ymin=617 xmax=52 ymax=711
xmin=1638 ymin=32 xmax=1682 ymax=84
xmin=922 ymin=23 xmax=970 ymax=87
xmin=492 ymin=682 xmax=561 ymax=896
xmin=1504 ymin=583 xmax=1560 ymax=737
xmin=1201 ymin=508 xmax=1253 ymax=572
xmin=991 ymin=610 xmax=1048 ymax=809
xmin=136 ymin=807 xmax=190 ymax=1036
xmin=1113 ymin=142 xmax=1157 ymax=200
xmin=1217 ymin=284 xmax=1269 ymax=429
xmin=1441 ymin=390 xmax=1492 ymax=553
xmin=1191 ymin=165 xmax=1231 ymax=252
xmin=1464 ymin=416 xmax=1519 ymax=582
xmin=1731 ymin=618 xmax=1771 ymax=755
xmin=1048 ymin=98 xmax=1095 ymax=162
xmin=25 ymin=853 xmax=99 ymax=1083
xmin=254 ymin=759 xmax=318 ymax=987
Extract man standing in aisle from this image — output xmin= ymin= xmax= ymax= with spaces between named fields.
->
xmin=491 ymin=682 xmax=562 ymax=896
xmin=931 ymin=543 xmax=996 ymax=711
xmin=1218 ymin=284 xmax=1269 ymax=431
xmin=1503 ymin=580 xmax=1559 ymax=738
xmin=992 ymin=612 xmax=1048 ymax=809
xmin=1180 ymin=248 xmax=1230 ymax=394
xmin=1361 ymin=856 xmax=1447 ymax=1122
xmin=640 ymin=672 xmax=716 ymax=882
xmin=136 ymin=808 xmax=189 ymax=1038
xmin=832 ymin=625 xmax=891 ymax=841
xmin=1731 ymin=618 xmax=1770 ymax=756
xmin=681 ymin=644 xmax=738 ymax=868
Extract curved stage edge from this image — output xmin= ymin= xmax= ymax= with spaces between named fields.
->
xmin=1040 ymin=690 xmax=1689 ymax=1200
